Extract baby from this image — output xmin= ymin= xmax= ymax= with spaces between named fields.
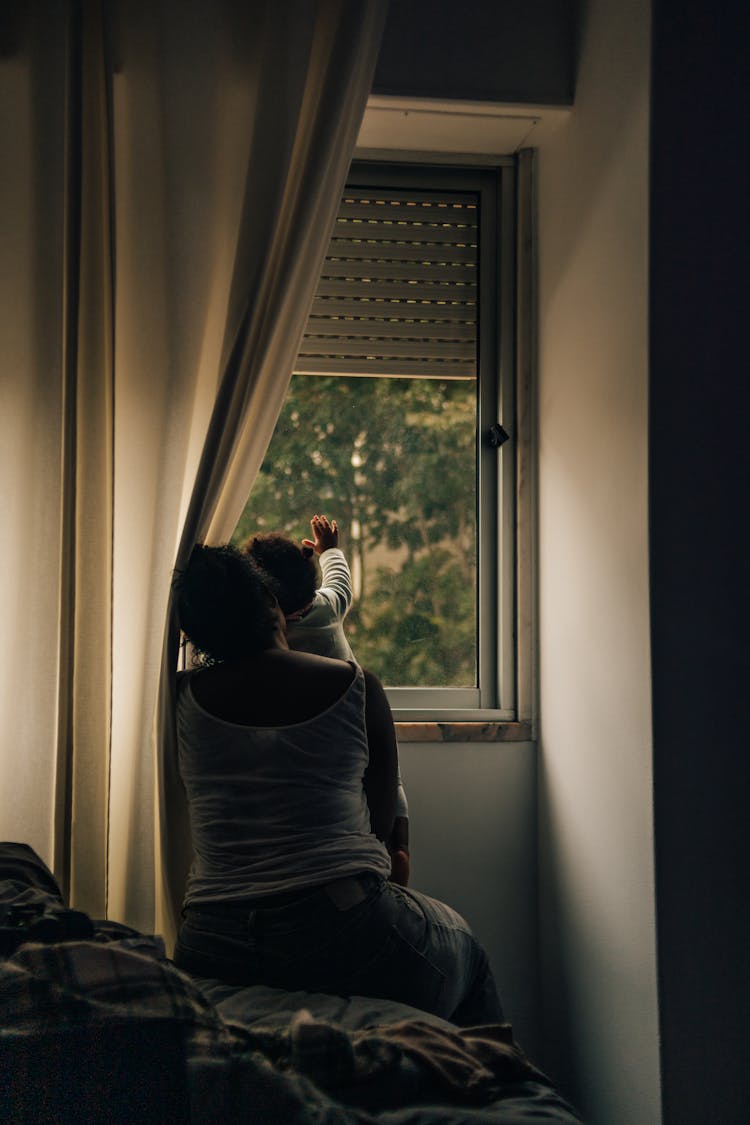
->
xmin=244 ymin=515 xmax=410 ymax=884
xmin=246 ymin=514 xmax=354 ymax=661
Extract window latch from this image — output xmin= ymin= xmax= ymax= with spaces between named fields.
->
xmin=488 ymin=423 xmax=510 ymax=447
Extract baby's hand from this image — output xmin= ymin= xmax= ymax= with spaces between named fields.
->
xmin=302 ymin=514 xmax=339 ymax=555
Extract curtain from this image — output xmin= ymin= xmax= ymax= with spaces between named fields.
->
xmin=0 ymin=0 xmax=386 ymax=936
xmin=0 ymin=3 xmax=72 ymax=879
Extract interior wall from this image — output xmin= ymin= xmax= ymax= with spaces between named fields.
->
xmin=373 ymin=0 xmax=578 ymax=106
xmin=534 ymin=0 xmax=660 ymax=1121
xmin=399 ymin=741 xmax=539 ymax=1054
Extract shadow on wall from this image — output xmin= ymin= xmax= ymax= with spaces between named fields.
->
xmin=373 ymin=0 xmax=581 ymax=106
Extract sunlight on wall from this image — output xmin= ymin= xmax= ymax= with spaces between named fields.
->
xmin=534 ymin=0 xmax=660 ymax=1121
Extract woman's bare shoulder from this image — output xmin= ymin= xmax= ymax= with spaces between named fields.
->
xmin=187 ymin=651 xmax=356 ymax=725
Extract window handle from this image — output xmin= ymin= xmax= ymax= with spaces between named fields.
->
xmin=488 ymin=423 xmax=510 ymax=447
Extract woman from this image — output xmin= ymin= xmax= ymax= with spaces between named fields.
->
xmin=171 ymin=544 xmax=503 ymax=1026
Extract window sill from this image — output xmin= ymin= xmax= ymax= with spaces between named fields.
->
xmin=394 ymin=721 xmax=532 ymax=743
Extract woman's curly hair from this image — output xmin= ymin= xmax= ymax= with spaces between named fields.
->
xmin=172 ymin=544 xmax=279 ymax=663
xmin=241 ymin=533 xmax=318 ymax=616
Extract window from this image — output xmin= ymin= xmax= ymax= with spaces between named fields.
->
xmin=233 ymin=160 xmax=522 ymax=720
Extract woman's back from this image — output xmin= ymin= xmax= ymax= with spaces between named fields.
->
xmin=177 ymin=657 xmax=391 ymax=906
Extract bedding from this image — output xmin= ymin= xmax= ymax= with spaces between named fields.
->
xmin=1 ymin=844 xmax=582 ymax=1123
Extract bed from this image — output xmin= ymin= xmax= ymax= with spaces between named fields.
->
xmin=1 ymin=843 xmax=582 ymax=1123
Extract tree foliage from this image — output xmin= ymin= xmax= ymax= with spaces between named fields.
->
xmin=232 ymin=375 xmax=477 ymax=686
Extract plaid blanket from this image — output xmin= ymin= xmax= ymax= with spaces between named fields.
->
xmin=0 ymin=940 xmax=367 ymax=1123
xmin=0 ymin=847 xmax=582 ymax=1123
xmin=242 ymin=1007 xmax=541 ymax=1104
xmin=1 ymin=938 xmax=568 ymax=1123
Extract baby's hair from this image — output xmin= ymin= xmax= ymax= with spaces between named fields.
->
xmin=241 ymin=533 xmax=318 ymax=616
xmin=172 ymin=543 xmax=278 ymax=663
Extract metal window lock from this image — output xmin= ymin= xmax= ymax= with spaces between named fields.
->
xmin=488 ymin=423 xmax=510 ymax=447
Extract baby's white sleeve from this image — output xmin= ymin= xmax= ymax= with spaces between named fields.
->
xmin=318 ymin=548 xmax=354 ymax=618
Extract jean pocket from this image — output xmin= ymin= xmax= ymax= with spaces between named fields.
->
xmin=336 ymin=924 xmax=446 ymax=1014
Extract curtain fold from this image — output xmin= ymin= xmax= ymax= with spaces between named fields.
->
xmin=155 ymin=0 xmax=388 ymax=948
xmin=0 ymin=1 xmax=114 ymax=915
xmin=58 ymin=0 xmax=115 ymax=917
xmin=1 ymin=3 xmax=69 ymax=872
xmin=0 ymin=0 xmax=387 ymax=939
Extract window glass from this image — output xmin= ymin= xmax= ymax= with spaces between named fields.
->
xmin=232 ymin=372 xmax=477 ymax=687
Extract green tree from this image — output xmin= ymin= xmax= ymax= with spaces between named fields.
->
xmin=232 ymin=375 xmax=476 ymax=687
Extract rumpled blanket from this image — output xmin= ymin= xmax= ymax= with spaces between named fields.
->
xmin=260 ymin=1009 xmax=542 ymax=1105
xmin=1 ymin=938 xmax=544 ymax=1121
xmin=0 ymin=845 xmax=582 ymax=1122
xmin=0 ymin=940 xmax=369 ymax=1123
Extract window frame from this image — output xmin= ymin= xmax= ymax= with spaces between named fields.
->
xmin=329 ymin=159 xmax=520 ymax=722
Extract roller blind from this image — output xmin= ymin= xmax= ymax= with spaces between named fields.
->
xmin=295 ymin=187 xmax=479 ymax=379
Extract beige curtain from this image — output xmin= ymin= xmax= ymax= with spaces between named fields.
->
xmin=0 ymin=1 xmax=114 ymax=910
xmin=0 ymin=0 xmax=386 ymax=936
xmin=1 ymin=3 xmax=73 ymax=883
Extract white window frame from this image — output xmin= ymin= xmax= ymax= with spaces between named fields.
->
xmin=308 ymin=157 xmax=528 ymax=724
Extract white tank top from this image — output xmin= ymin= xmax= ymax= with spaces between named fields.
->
xmin=176 ymin=662 xmax=391 ymax=907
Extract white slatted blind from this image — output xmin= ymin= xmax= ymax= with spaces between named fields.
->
xmin=295 ymin=188 xmax=479 ymax=379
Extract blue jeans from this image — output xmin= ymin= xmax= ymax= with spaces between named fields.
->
xmin=173 ymin=874 xmax=503 ymax=1026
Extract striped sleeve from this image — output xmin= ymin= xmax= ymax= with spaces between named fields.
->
xmin=317 ymin=548 xmax=353 ymax=618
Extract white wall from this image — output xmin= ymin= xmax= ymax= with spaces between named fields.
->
xmin=399 ymin=741 xmax=539 ymax=1054
xmin=534 ymin=0 xmax=660 ymax=1120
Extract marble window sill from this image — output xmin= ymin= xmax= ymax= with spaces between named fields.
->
xmin=394 ymin=722 xmax=532 ymax=743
